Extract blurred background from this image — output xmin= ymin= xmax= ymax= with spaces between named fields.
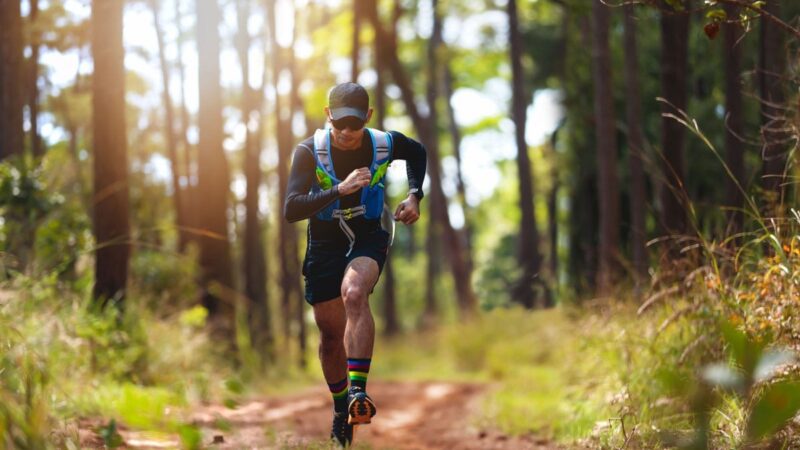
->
xmin=1 ymin=0 xmax=800 ymax=448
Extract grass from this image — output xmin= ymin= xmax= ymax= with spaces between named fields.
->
xmin=2 ymin=250 xmax=796 ymax=449
xmin=370 ymin=306 xmax=633 ymax=445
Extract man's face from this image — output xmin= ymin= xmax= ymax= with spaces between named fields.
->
xmin=325 ymin=107 xmax=372 ymax=150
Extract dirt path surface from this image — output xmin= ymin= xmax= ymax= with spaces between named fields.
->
xmin=81 ymin=381 xmax=560 ymax=449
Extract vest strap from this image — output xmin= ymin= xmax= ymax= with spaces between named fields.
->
xmin=332 ymin=206 xmax=367 ymax=256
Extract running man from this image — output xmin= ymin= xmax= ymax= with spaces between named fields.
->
xmin=284 ymin=82 xmax=427 ymax=447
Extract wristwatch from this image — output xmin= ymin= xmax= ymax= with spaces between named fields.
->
xmin=408 ymin=188 xmax=423 ymax=201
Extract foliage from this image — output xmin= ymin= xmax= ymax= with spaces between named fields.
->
xmin=0 ymin=157 xmax=62 ymax=274
xmin=0 ymin=272 xmax=237 ymax=446
xmin=0 ymin=326 xmax=52 ymax=449
xmin=374 ymin=307 xmax=621 ymax=443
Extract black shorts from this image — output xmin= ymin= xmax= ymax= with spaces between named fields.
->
xmin=302 ymin=228 xmax=391 ymax=305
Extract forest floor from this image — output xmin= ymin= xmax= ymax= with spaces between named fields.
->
xmin=78 ymin=381 xmax=563 ymax=449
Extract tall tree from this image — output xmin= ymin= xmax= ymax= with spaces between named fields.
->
xmin=28 ymin=0 xmax=44 ymax=158
xmin=423 ymin=0 xmax=445 ymax=326
xmin=723 ymin=3 xmax=745 ymax=234
xmin=373 ymin=22 xmax=399 ymax=337
xmin=622 ymin=2 xmax=649 ymax=286
xmin=591 ymin=0 xmax=620 ymax=295
xmin=0 ymin=0 xmax=25 ymax=159
xmin=174 ymin=0 xmax=198 ymax=250
xmin=368 ymin=0 xmax=478 ymax=317
xmin=351 ymin=0 xmax=361 ymax=81
xmin=288 ymin=6 xmax=307 ymax=368
xmin=149 ymin=0 xmax=187 ymax=250
xmin=508 ymin=0 xmax=546 ymax=308
xmin=236 ymin=0 xmax=272 ymax=360
xmin=659 ymin=1 xmax=690 ymax=236
xmin=196 ymin=0 xmax=235 ymax=333
xmin=759 ymin=0 xmax=787 ymax=206
xmin=268 ymin=0 xmax=304 ymax=352
xmin=443 ymin=59 xmax=474 ymax=275
xmin=564 ymin=12 xmax=598 ymax=295
xmin=91 ymin=0 xmax=130 ymax=306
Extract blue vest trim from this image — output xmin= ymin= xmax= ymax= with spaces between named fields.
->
xmin=310 ymin=128 xmax=392 ymax=221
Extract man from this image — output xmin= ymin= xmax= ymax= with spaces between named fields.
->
xmin=284 ymin=82 xmax=426 ymax=447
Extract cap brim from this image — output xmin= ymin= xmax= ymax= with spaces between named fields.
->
xmin=330 ymin=107 xmax=367 ymax=120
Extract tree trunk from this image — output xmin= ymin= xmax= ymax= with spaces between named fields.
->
xmin=150 ymin=0 xmax=187 ymax=251
xmin=288 ymin=12 xmax=307 ymax=368
xmin=443 ymin=61 xmax=474 ymax=275
xmin=351 ymin=0 xmax=361 ymax=82
xmin=29 ymin=0 xmax=43 ymax=159
xmin=508 ymin=0 xmax=545 ymax=308
xmin=236 ymin=0 xmax=272 ymax=361
xmin=368 ymin=0 xmax=477 ymax=317
xmin=591 ymin=0 xmax=620 ymax=295
xmin=659 ymin=1 xmax=690 ymax=236
xmin=174 ymin=0 xmax=197 ymax=249
xmin=547 ymin=132 xmax=559 ymax=304
xmin=373 ymin=42 xmax=399 ymax=336
xmin=268 ymin=0 xmax=304 ymax=359
xmin=422 ymin=209 xmax=441 ymax=328
xmin=622 ymin=3 xmax=649 ymax=286
xmin=91 ymin=0 xmax=130 ymax=307
xmin=759 ymin=0 xmax=787 ymax=207
xmin=423 ymin=0 xmax=445 ymax=325
xmin=565 ymin=13 xmax=599 ymax=296
xmin=0 ymin=0 xmax=24 ymax=159
xmin=723 ymin=3 xmax=745 ymax=235
xmin=196 ymin=0 xmax=235 ymax=334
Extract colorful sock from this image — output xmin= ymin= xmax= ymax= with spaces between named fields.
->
xmin=348 ymin=358 xmax=371 ymax=390
xmin=328 ymin=378 xmax=349 ymax=412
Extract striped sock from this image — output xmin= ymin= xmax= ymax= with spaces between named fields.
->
xmin=328 ymin=378 xmax=349 ymax=412
xmin=348 ymin=358 xmax=371 ymax=390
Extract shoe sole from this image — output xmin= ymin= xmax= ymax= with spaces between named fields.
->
xmin=348 ymin=396 xmax=376 ymax=425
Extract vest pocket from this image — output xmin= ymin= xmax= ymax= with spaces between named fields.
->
xmin=363 ymin=184 xmax=384 ymax=220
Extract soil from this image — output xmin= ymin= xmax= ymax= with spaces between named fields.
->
xmin=79 ymin=381 xmax=563 ymax=449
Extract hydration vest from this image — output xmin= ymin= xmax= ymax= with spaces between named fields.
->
xmin=310 ymin=128 xmax=393 ymax=254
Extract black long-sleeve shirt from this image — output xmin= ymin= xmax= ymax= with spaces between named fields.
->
xmin=284 ymin=130 xmax=427 ymax=240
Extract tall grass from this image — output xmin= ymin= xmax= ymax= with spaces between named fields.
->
xmin=0 ymin=267 xmax=238 ymax=448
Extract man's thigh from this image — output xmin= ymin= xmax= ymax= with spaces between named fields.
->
xmin=312 ymin=297 xmax=346 ymax=336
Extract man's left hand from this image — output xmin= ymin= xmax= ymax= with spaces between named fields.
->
xmin=394 ymin=195 xmax=420 ymax=225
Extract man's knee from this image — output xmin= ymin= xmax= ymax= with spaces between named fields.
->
xmin=342 ymin=281 xmax=371 ymax=312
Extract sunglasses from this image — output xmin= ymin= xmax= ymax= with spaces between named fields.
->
xmin=331 ymin=116 xmax=366 ymax=131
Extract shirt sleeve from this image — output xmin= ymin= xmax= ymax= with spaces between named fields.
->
xmin=389 ymin=131 xmax=427 ymax=201
xmin=284 ymin=144 xmax=341 ymax=223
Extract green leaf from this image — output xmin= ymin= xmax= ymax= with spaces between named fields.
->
xmin=720 ymin=321 xmax=766 ymax=377
xmin=705 ymin=8 xmax=727 ymax=21
xmin=746 ymin=381 xmax=800 ymax=441
xmin=99 ymin=419 xmax=124 ymax=448
xmin=224 ymin=378 xmax=244 ymax=395
xmin=178 ymin=424 xmax=202 ymax=450
xmin=665 ymin=0 xmax=685 ymax=11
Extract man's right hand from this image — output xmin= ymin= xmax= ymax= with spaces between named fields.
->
xmin=337 ymin=167 xmax=371 ymax=195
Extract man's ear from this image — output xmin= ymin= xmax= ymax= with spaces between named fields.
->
xmin=324 ymin=106 xmax=331 ymax=118
xmin=365 ymin=108 xmax=374 ymax=123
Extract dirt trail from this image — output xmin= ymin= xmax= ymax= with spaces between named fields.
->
xmin=81 ymin=381 xmax=560 ymax=449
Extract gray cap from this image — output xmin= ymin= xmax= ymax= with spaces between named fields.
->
xmin=328 ymin=82 xmax=369 ymax=120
